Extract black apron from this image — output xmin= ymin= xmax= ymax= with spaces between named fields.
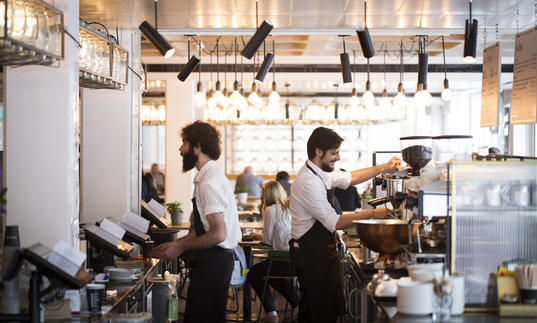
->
xmin=184 ymin=198 xmax=234 ymax=323
xmin=289 ymin=163 xmax=346 ymax=323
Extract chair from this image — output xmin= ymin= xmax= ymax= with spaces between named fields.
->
xmin=257 ymin=250 xmax=298 ymax=323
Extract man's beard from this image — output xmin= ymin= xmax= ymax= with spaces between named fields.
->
xmin=321 ymin=161 xmax=334 ymax=172
xmin=182 ymin=149 xmax=198 ymax=172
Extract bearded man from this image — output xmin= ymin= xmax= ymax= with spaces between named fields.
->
xmin=289 ymin=127 xmax=401 ymax=323
xmin=151 ymin=121 xmax=241 ymax=323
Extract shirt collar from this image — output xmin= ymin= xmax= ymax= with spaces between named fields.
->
xmin=306 ymin=160 xmax=330 ymax=189
xmin=194 ymin=160 xmax=216 ymax=184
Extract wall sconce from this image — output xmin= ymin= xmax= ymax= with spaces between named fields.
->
xmin=463 ymin=0 xmax=478 ymax=62
xmin=79 ymin=21 xmax=129 ymax=90
xmin=0 ymin=0 xmax=64 ymax=65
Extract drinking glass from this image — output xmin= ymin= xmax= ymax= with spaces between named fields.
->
xmin=10 ymin=0 xmax=26 ymax=40
xmin=432 ymin=291 xmax=453 ymax=322
xmin=23 ymin=2 xmax=37 ymax=46
xmin=35 ymin=6 xmax=49 ymax=50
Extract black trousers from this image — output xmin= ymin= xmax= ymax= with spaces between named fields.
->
xmin=292 ymin=247 xmax=343 ymax=323
xmin=247 ymin=259 xmax=300 ymax=313
xmin=184 ymin=247 xmax=234 ymax=323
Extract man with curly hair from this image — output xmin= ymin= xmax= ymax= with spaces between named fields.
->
xmin=151 ymin=121 xmax=241 ymax=323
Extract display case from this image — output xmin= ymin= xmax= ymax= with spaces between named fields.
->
xmin=447 ymin=161 xmax=537 ymax=309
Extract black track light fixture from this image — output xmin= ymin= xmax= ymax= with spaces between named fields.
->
xmin=356 ymin=0 xmax=375 ymax=58
xmin=255 ymin=41 xmax=274 ymax=82
xmin=463 ymin=0 xmax=478 ymax=62
xmin=417 ymin=36 xmax=429 ymax=89
xmin=139 ymin=0 xmax=175 ymax=58
xmin=241 ymin=0 xmax=273 ymax=59
xmin=339 ymin=36 xmax=352 ymax=84
xmin=178 ymin=36 xmax=201 ymax=82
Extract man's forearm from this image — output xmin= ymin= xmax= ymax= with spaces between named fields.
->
xmin=176 ymin=229 xmax=224 ymax=252
xmin=350 ymin=164 xmax=388 ymax=185
xmin=335 ymin=209 xmax=385 ymax=230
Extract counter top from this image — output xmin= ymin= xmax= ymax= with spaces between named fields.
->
xmin=342 ymin=234 xmax=536 ymax=323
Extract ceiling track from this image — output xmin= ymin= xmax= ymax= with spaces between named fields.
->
xmin=146 ymin=63 xmax=514 ymax=74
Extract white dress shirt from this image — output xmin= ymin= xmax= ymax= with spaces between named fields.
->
xmin=290 ymin=160 xmax=351 ymax=239
xmin=262 ymin=204 xmax=292 ymax=251
xmin=193 ymin=160 xmax=242 ymax=249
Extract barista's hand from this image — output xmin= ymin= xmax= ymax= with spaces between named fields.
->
xmin=369 ymin=208 xmax=392 ymax=219
xmin=150 ymin=241 xmax=183 ymax=260
xmin=384 ymin=156 xmax=402 ymax=171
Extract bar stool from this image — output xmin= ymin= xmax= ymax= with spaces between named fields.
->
xmin=257 ymin=250 xmax=298 ymax=323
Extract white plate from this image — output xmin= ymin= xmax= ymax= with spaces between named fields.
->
xmin=110 ymin=275 xmax=136 ymax=282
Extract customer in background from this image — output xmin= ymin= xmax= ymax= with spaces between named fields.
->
xmin=276 ymin=171 xmax=291 ymax=197
xmin=248 ymin=181 xmax=300 ymax=323
xmin=150 ymin=163 xmax=165 ymax=195
xmin=141 ymin=172 xmax=160 ymax=203
xmin=334 ymin=169 xmax=361 ymax=211
xmin=235 ymin=166 xmax=264 ymax=196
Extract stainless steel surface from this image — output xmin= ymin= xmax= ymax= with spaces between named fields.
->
xmin=386 ymin=177 xmax=404 ymax=209
xmin=353 ymin=219 xmax=420 ymax=255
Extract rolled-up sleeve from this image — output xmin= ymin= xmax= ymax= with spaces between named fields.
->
xmin=295 ymin=180 xmax=340 ymax=232
xmin=197 ymin=182 xmax=227 ymax=216
xmin=330 ymin=170 xmax=351 ymax=190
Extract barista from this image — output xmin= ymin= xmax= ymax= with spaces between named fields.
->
xmin=289 ymin=127 xmax=401 ymax=323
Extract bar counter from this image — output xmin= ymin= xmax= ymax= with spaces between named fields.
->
xmin=342 ymin=234 xmax=536 ymax=323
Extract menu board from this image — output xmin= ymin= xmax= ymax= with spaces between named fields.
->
xmin=511 ymin=28 xmax=537 ymax=125
xmin=480 ymin=43 xmax=501 ymax=127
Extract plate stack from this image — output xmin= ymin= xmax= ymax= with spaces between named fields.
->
xmin=107 ymin=268 xmax=136 ymax=282
xmin=397 ymin=280 xmax=433 ymax=315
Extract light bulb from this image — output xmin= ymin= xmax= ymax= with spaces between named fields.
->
xmin=269 ymin=91 xmax=280 ymax=104
xmin=362 ymin=90 xmax=374 ymax=108
xmin=350 ymin=87 xmax=359 ymax=107
xmin=423 ymin=89 xmax=432 ymax=106
xmin=394 ymin=91 xmax=407 ymax=108
xmin=463 ymin=55 xmax=476 ymax=63
xmin=230 ymin=90 xmax=243 ymax=106
xmin=194 ymin=92 xmax=206 ymax=108
xmin=441 ymin=88 xmax=452 ymax=101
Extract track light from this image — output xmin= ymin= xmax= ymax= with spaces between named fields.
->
xmin=242 ymin=20 xmax=274 ymax=59
xmin=355 ymin=0 xmax=375 ymax=58
xmin=139 ymin=21 xmax=175 ymax=58
xmin=339 ymin=36 xmax=352 ymax=84
xmin=177 ymin=36 xmax=200 ymax=82
xmin=255 ymin=52 xmax=274 ymax=82
xmin=463 ymin=0 xmax=478 ymax=62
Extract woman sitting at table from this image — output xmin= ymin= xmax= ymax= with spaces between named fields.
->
xmin=247 ymin=181 xmax=300 ymax=323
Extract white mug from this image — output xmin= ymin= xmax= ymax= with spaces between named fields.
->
xmin=450 ymin=275 xmax=465 ymax=315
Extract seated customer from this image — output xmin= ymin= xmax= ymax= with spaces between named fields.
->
xmin=236 ymin=166 xmax=264 ymax=196
xmin=275 ymin=171 xmax=291 ymax=197
xmin=248 ymin=181 xmax=299 ymax=323
xmin=334 ymin=169 xmax=361 ymax=211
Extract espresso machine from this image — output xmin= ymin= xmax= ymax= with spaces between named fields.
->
xmin=370 ymin=136 xmax=447 ymax=264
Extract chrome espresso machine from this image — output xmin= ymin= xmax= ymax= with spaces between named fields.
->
xmin=370 ymin=136 xmax=447 ymax=264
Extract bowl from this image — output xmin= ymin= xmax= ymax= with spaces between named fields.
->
xmin=407 ymin=263 xmax=444 ymax=282
xmin=353 ymin=219 xmax=420 ymax=255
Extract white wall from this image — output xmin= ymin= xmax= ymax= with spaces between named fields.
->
xmin=4 ymin=0 xmax=79 ymax=248
xmin=81 ymin=30 xmax=139 ymax=224
xmin=163 ymin=76 xmax=195 ymax=218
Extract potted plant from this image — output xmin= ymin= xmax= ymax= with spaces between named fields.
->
xmin=166 ymin=201 xmax=183 ymax=225
xmin=235 ymin=186 xmax=249 ymax=204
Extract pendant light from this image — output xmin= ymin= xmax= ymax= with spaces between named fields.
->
xmin=241 ymin=0 xmax=273 ymax=59
xmin=139 ymin=0 xmax=175 ymax=59
xmin=415 ymin=36 xmax=432 ymax=106
xmin=221 ymin=51 xmax=230 ymax=109
xmin=340 ymin=36 xmax=353 ymax=84
xmin=379 ymin=50 xmax=392 ymax=111
xmin=230 ymin=37 xmax=244 ymax=107
xmin=213 ymin=38 xmax=225 ymax=105
xmin=193 ymin=41 xmax=206 ymax=109
xmin=177 ymin=35 xmax=200 ymax=81
xmin=441 ymin=36 xmax=453 ymax=101
xmin=350 ymin=51 xmax=360 ymax=107
xmin=463 ymin=0 xmax=478 ymax=63
xmin=206 ymin=54 xmax=217 ymax=110
xmin=356 ymin=0 xmax=375 ymax=58
xmin=268 ymin=39 xmax=280 ymax=105
xmin=393 ymin=40 xmax=407 ymax=108
xmin=362 ymin=58 xmax=375 ymax=108
xmin=248 ymin=54 xmax=263 ymax=107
